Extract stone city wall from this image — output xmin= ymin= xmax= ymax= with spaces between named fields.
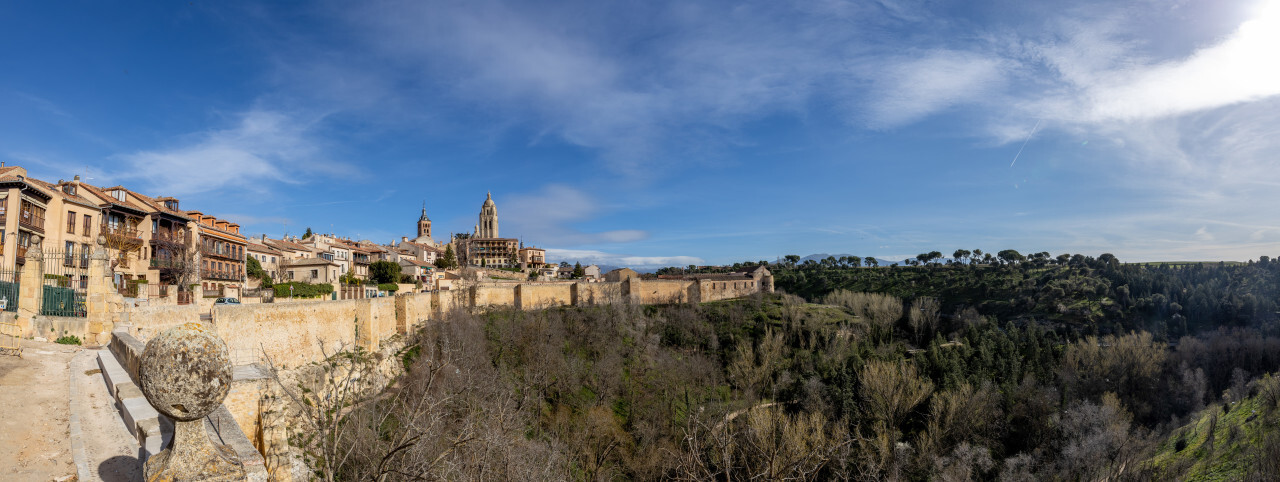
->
xmin=209 ymin=298 xmax=399 ymax=368
xmin=572 ymin=282 xmax=623 ymax=306
xmin=699 ymin=278 xmax=764 ymax=302
xmin=516 ymin=283 xmax=573 ymax=310
xmin=471 ymin=282 xmax=519 ymax=308
xmin=628 ymin=278 xmax=699 ymax=305
xmin=122 ymin=304 xmax=206 ymax=341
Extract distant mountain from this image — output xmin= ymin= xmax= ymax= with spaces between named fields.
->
xmin=799 ymin=253 xmax=857 ymax=264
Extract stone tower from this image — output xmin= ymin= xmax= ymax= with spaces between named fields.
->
xmin=478 ymin=192 xmax=498 ymax=238
xmin=417 ymin=201 xmax=431 ymax=240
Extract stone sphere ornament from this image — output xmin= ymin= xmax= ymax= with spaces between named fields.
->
xmin=139 ymin=323 xmax=233 ymax=421
xmin=139 ymin=322 xmax=245 ymax=481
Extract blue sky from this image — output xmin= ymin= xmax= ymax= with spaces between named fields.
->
xmin=3 ymin=0 xmax=1279 ymax=268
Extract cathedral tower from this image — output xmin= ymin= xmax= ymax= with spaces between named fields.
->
xmin=477 ymin=192 xmax=498 ymax=238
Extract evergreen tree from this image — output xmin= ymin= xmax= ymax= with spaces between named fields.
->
xmin=437 ymin=244 xmax=458 ymax=269
xmin=303 ymin=227 xmax=313 ymax=239
xmin=572 ymin=261 xmax=584 ymax=278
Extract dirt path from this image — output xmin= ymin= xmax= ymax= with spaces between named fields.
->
xmin=0 ymin=339 xmax=78 ymax=480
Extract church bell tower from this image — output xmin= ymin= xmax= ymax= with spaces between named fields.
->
xmin=417 ymin=202 xmax=432 ymax=240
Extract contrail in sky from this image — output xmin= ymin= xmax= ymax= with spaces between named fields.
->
xmin=1010 ymin=119 xmax=1042 ymax=168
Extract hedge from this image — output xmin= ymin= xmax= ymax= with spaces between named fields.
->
xmin=272 ymin=281 xmax=334 ymax=298
xmin=378 ymin=283 xmax=398 ymax=292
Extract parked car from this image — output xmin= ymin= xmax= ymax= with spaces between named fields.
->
xmin=214 ymin=298 xmax=241 ymax=305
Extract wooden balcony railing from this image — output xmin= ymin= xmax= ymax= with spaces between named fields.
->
xmin=101 ymin=223 xmax=142 ymax=244
xmin=150 ymin=230 xmax=188 ymax=245
xmin=19 ymin=210 xmax=44 ymax=233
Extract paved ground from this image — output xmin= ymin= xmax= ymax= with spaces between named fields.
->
xmin=0 ymin=339 xmax=78 ymax=480
xmin=0 ymin=339 xmax=143 ymax=481
xmin=72 ymin=347 xmax=142 ymax=481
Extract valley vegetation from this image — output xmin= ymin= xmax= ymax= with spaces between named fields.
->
xmin=282 ymin=251 xmax=1280 ymax=480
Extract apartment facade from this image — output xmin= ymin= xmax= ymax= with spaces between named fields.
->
xmin=187 ymin=211 xmax=247 ymax=294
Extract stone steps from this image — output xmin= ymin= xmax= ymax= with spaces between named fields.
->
xmin=96 ymin=350 xmax=172 ymax=459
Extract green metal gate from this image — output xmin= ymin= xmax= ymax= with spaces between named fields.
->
xmin=0 ymin=267 xmax=18 ymax=312
xmin=41 ymin=250 xmax=87 ymax=317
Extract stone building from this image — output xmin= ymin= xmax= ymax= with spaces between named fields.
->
xmin=282 ymin=257 xmax=340 ymax=284
xmin=186 ymin=211 xmax=247 ymax=295
xmin=518 ymin=246 xmax=547 ymax=269
xmin=247 ymin=236 xmax=283 ymax=281
xmin=605 ymin=268 xmax=639 ymax=282
xmin=0 ymin=165 xmax=210 ymax=296
xmin=456 ymin=193 xmax=520 ymax=268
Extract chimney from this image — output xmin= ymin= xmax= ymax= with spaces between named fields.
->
xmin=73 ymin=175 xmax=79 ymax=181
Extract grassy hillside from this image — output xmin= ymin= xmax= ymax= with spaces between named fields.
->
xmin=1143 ymin=375 xmax=1280 ymax=480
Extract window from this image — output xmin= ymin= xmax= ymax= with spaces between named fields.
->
xmin=80 ymin=244 xmax=89 ymax=268
xmin=165 ymin=200 xmax=178 ymax=210
xmin=82 ymin=214 xmax=90 ymax=235
xmin=152 ymin=220 xmax=158 ymax=233
xmin=67 ymin=211 xmax=76 ymax=233
xmin=63 ymin=184 xmax=75 ymax=195
xmin=64 ymin=241 xmax=75 ymax=266
xmin=111 ymin=190 xmax=126 ymax=202
xmin=311 ymin=269 xmax=318 ymax=278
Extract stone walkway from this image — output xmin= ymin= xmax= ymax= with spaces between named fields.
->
xmin=0 ymin=339 xmax=78 ymax=480
xmin=72 ymin=347 xmax=142 ymax=481
xmin=0 ymin=339 xmax=143 ymax=481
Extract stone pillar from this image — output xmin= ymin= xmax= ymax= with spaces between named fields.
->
xmin=139 ymin=323 xmax=245 ymax=480
xmin=85 ymin=239 xmax=116 ymax=344
xmin=16 ymin=236 xmax=43 ymax=337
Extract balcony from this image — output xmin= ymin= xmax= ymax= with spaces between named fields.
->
xmin=18 ymin=210 xmax=44 ymax=233
xmin=101 ymin=223 xmax=142 ymax=246
xmin=150 ymin=258 xmax=186 ymax=270
xmin=203 ymin=269 xmax=241 ymax=281
xmin=150 ymin=230 xmax=189 ymax=246
xmin=201 ymin=245 xmax=241 ymax=260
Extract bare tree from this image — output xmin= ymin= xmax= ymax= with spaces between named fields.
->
xmin=909 ymin=297 xmax=941 ymax=346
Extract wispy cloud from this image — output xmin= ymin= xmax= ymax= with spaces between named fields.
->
xmin=109 ymin=109 xmax=352 ymax=197
xmin=545 ymin=248 xmax=703 ymax=268
xmin=863 ymin=50 xmax=1009 ymax=128
xmin=500 ymin=184 xmax=649 ymax=246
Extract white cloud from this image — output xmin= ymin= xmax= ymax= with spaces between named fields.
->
xmin=1083 ymin=1 xmax=1280 ymax=121
xmin=113 ymin=110 xmax=350 ymax=197
xmin=545 ymin=248 xmax=703 ymax=268
xmin=500 ymin=184 xmax=650 ymax=246
xmin=864 ymin=51 xmax=1009 ymax=128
